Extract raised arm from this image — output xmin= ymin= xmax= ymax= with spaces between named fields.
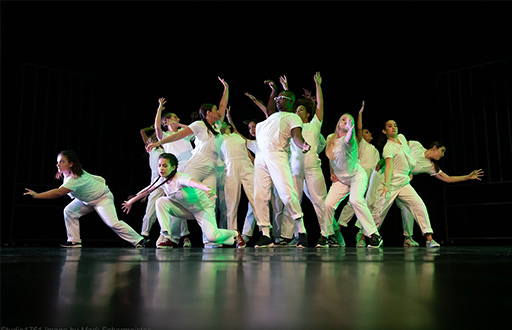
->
xmin=245 ymin=92 xmax=268 ymax=117
xmin=140 ymin=125 xmax=154 ymax=146
xmin=314 ymin=72 xmax=324 ymax=121
xmin=226 ymin=106 xmax=248 ymax=142
xmin=154 ymin=98 xmax=167 ymax=140
xmin=344 ymin=116 xmax=356 ymax=145
xmin=279 ymin=75 xmax=289 ymax=91
xmin=356 ymin=101 xmax=365 ymax=142
xmin=218 ymin=77 xmax=229 ymax=123
xmin=265 ymin=80 xmax=278 ymax=117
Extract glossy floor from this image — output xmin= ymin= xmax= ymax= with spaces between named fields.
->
xmin=2 ymin=246 xmax=512 ymax=330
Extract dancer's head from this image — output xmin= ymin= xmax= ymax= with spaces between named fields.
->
xmin=335 ymin=113 xmax=355 ymax=137
xmin=274 ymin=91 xmax=295 ymax=112
xmin=426 ymin=141 xmax=446 ymax=161
xmin=198 ymin=103 xmax=220 ymax=136
xmin=158 ymin=153 xmax=179 ymax=178
xmin=243 ymin=119 xmax=257 ymax=138
xmin=56 ymin=150 xmax=84 ymax=179
xmin=161 ymin=112 xmax=180 ymax=131
xmin=294 ymin=97 xmax=315 ymax=123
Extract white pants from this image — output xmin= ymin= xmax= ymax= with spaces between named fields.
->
xmin=323 ymin=169 xmax=379 ymax=237
xmin=224 ymin=158 xmax=257 ymax=231
xmin=397 ymin=199 xmax=415 ymax=237
xmin=63 ymin=190 xmax=142 ymax=245
xmin=155 ymin=196 xmax=236 ymax=245
xmin=338 ymin=166 xmax=374 ymax=227
xmin=372 ymin=183 xmax=433 ymax=235
xmin=141 ymin=186 xmax=189 ymax=237
xmin=253 ymin=151 xmax=303 ymax=229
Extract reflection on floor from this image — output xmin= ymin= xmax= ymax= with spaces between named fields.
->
xmin=1 ymin=246 xmax=512 ymax=329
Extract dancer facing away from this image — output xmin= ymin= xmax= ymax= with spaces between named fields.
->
xmin=24 ymin=150 xmax=148 ymax=248
xmin=322 ymin=114 xmax=383 ymax=248
xmin=372 ymin=120 xmax=440 ymax=247
xmin=252 ymin=83 xmax=311 ymax=248
xmin=122 ymin=153 xmax=246 ymax=249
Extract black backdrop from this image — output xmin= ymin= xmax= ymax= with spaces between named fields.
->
xmin=2 ymin=1 xmax=511 ymax=246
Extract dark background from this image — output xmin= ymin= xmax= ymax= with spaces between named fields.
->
xmin=2 ymin=1 xmax=511 ymax=247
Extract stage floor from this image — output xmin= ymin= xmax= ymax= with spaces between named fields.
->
xmin=1 ymin=246 xmax=512 ymax=329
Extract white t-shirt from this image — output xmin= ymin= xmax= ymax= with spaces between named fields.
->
xmin=409 ymin=140 xmax=442 ymax=176
xmin=220 ymin=133 xmax=251 ymax=162
xmin=358 ymin=138 xmax=380 ymax=173
xmin=382 ymin=134 xmax=416 ymax=187
xmin=188 ymin=120 xmax=223 ymax=161
xmin=246 ymin=139 xmax=259 ymax=155
xmin=161 ymin=130 xmax=194 ymax=164
xmin=329 ymin=134 xmax=362 ymax=181
xmin=256 ymin=111 xmax=303 ymax=153
xmin=60 ymin=170 xmax=108 ymax=202
xmin=290 ymin=115 xmax=323 ymax=169
xmin=157 ymin=172 xmax=212 ymax=210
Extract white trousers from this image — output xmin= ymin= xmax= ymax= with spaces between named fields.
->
xmin=372 ymin=183 xmax=433 ymax=235
xmin=323 ymin=169 xmax=379 ymax=237
xmin=224 ymin=158 xmax=257 ymax=231
xmin=253 ymin=151 xmax=303 ymax=229
xmin=141 ymin=186 xmax=189 ymax=237
xmin=338 ymin=166 xmax=374 ymax=227
xmin=63 ymin=190 xmax=142 ymax=245
xmin=155 ymin=196 xmax=236 ymax=245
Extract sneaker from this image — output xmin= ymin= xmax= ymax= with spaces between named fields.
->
xmin=204 ymin=243 xmax=223 ymax=248
xmin=275 ymin=237 xmax=292 ymax=247
xmin=366 ymin=234 xmax=383 ymax=248
xmin=355 ymin=230 xmax=366 ymax=247
xmin=183 ymin=236 xmax=192 ymax=248
xmin=315 ymin=236 xmax=328 ymax=248
xmin=60 ymin=241 xmax=82 ymax=248
xmin=157 ymin=239 xmax=174 ymax=249
xmin=296 ymin=233 xmax=308 ymax=248
xmin=255 ymin=235 xmax=274 ymax=248
xmin=288 ymin=237 xmax=299 ymax=246
xmin=327 ymin=235 xmax=341 ymax=247
xmin=135 ymin=236 xmax=150 ymax=248
xmin=404 ymin=236 xmax=419 ymax=247
xmin=235 ymin=230 xmax=246 ymax=249
xmin=426 ymin=239 xmax=440 ymax=248
xmin=334 ymin=229 xmax=345 ymax=247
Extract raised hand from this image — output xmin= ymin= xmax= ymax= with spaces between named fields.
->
xmin=218 ymin=76 xmax=229 ymax=88
xmin=314 ymin=72 xmax=322 ymax=85
xmin=279 ymin=75 xmax=288 ymax=90
xmin=360 ymin=100 xmax=365 ymax=114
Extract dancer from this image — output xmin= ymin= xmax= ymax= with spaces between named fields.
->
xmin=337 ymin=101 xmax=380 ymax=229
xmin=122 ymin=153 xmax=246 ymax=249
xmin=221 ymin=107 xmax=258 ymax=233
xmin=147 ymin=77 xmax=228 ymax=246
xmin=322 ymin=114 xmax=383 ymax=248
xmin=399 ymin=140 xmax=484 ymax=245
xmin=24 ymin=150 xmax=147 ymax=248
xmin=252 ymin=83 xmax=311 ymax=248
xmin=373 ymin=120 xmax=440 ymax=247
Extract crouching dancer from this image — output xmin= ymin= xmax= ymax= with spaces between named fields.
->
xmin=122 ymin=153 xmax=246 ymax=249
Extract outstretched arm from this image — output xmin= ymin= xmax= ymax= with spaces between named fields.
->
xmin=188 ymin=178 xmax=217 ymax=199
xmin=314 ymin=72 xmax=324 ymax=122
xmin=24 ymin=187 xmax=71 ymax=199
xmin=434 ymin=169 xmax=484 ymax=183
xmin=146 ymin=126 xmax=193 ymax=152
xmin=154 ymin=97 xmax=167 ymax=140
xmin=218 ymin=77 xmax=229 ymax=123
xmin=356 ymin=101 xmax=365 ymax=142
xmin=122 ymin=182 xmax=159 ymax=214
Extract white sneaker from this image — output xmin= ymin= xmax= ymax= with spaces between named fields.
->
xmin=404 ymin=237 xmax=419 ymax=247
xmin=426 ymin=239 xmax=440 ymax=248
xmin=183 ymin=237 xmax=192 ymax=248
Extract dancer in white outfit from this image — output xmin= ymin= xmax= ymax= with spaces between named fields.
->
xmin=399 ymin=140 xmax=484 ymax=246
xmin=322 ymin=114 xmax=383 ymax=248
xmin=147 ymin=77 xmax=228 ymax=246
xmin=338 ymin=102 xmax=380 ymax=228
xmin=122 ymin=153 xmax=246 ymax=249
xmin=24 ymin=150 xmax=147 ymax=248
xmin=220 ymin=107 xmax=258 ymax=232
xmin=253 ymin=87 xmax=311 ymax=248
xmin=372 ymin=120 xmax=440 ymax=247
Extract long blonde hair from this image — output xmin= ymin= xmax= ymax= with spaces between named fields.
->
xmin=325 ymin=113 xmax=354 ymax=160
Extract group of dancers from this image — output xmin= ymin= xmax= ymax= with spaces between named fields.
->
xmin=24 ymin=73 xmax=484 ymax=249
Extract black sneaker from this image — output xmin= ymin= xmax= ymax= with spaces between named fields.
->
xmin=135 ymin=236 xmax=150 ymax=248
xmin=315 ymin=236 xmax=328 ymax=248
xmin=275 ymin=236 xmax=292 ymax=247
xmin=296 ymin=233 xmax=308 ymax=248
xmin=255 ymin=235 xmax=274 ymax=248
xmin=327 ymin=235 xmax=341 ymax=247
xmin=60 ymin=241 xmax=82 ymax=248
xmin=366 ymin=234 xmax=383 ymax=248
